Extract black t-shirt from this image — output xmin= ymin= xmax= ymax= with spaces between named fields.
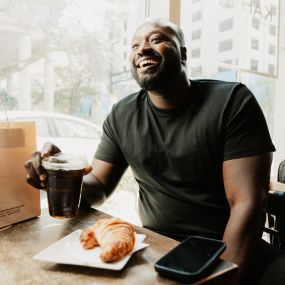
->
xmin=95 ymin=79 xmax=275 ymax=241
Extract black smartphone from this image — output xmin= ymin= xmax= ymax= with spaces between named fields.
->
xmin=154 ymin=236 xmax=226 ymax=283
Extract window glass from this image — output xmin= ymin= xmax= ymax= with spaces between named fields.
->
xmin=192 ymin=10 xmax=202 ymax=22
xmin=251 ymin=38 xmax=259 ymax=50
xmin=8 ymin=117 xmax=53 ymax=137
xmin=181 ymin=0 xmax=279 ymax=133
xmin=55 ymin=118 xmax=102 ymax=139
xmin=252 ymin=17 xmax=260 ymax=29
xmin=268 ymin=64 xmax=275 ymax=76
xmin=242 ymin=73 xmax=275 ymax=133
xmin=271 ymin=4 xmax=277 ymax=16
xmin=191 ymin=48 xmax=201 ymax=58
xmin=34 ymin=118 xmax=54 ymax=137
xmin=269 ymin=44 xmax=276 ymax=55
xmin=269 ymin=24 xmax=276 ymax=35
xmin=0 ymin=0 xmax=145 ymax=124
xmin=192 ymin=29 xmax=201 ymax=40
xmin=250 ymin=59 xmax=258 ymax=71
xmin=219 ymin=18 xmax=233 ymax=32
xmin=218 ymin=39 xmax=233 ymax=52
xmin=181 ymin=0 xmax=279 ymax=77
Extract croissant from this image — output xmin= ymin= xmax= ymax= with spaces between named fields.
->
xmin=80 ymin=218 xmax=135 ymax=262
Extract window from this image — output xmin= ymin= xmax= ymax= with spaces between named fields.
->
xmin=55 ymin=118 xmax=101 ymax=139
xmin=223 ymin=60 xmax=232 ymax=65
xmin=35 ymin=118 xmax=54 ymax=137
xmin=191 ymin=65 xmax=202 ymax=76
xmin=269 ymin=24 xmax=276 ymax=35
xmin=218 ymin=39 xmax=233 ymax=52
xmin=250 ymin=59 xmax=258 ymax=71
xmin=271 ymin=5 xmax=277 ymax=16
xmin=11 ymin=117 xmax=53 ymax=137
xmin=218 ymin=60 xmax=232 ymax=73
xmin=219 ymin=18 xmax=233 ymax=32
xmin=123 ymin=19 xmax=128 ymax=30
xmin=192 ymin=10 xmax=201 ymax=22
xmin=269 ymin=44 xmax=275 ymax=55
xmin=191 ymin=48 xmax=200 ymax=58
xmin=251 ymin=38 xmax=259 ymax=50
xmin=252 ymin=18 xmax=259 ymax=29
xmin=268 ymin=64 xmax=275 ymax=75
xmin=191 ymin=29 xmax=201 ymax=40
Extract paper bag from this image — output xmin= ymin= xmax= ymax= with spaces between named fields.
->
xmin=0 ymin=121 xmax=40 ymax=229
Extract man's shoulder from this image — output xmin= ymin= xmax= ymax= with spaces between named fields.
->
xmin=192 ymin=79 xmax=243 ymax=90
xmin=112 ymin=89 xmax=147 ymax=112
xmin=192 ymin=79 xmax=251 ymax=101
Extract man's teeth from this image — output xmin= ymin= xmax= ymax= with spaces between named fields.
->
xmin=139 ymin=59 xmax=159 ymax=68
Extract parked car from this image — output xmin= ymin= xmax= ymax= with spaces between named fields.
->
xmin=0 ymin=111 xmax=102 ymax=163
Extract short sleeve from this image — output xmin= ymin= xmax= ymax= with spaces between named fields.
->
xmin=94 ymin=112 xmax=128 ymax=167
xmin=223 ymin=84 xmax=275 ymax=160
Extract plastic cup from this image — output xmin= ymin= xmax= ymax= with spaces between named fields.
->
xmin=42 ymin=153 xmax=87 ymax=218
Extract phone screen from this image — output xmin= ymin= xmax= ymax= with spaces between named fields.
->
xmin=156 ymin=236 xmax=226 ymax=273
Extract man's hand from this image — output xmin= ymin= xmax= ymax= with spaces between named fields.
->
xmin=24 ymin=142 xmax=62 ymax=189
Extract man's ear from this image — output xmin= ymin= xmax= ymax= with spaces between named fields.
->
xmin=181 ymin=47 xmax=187 ymax=63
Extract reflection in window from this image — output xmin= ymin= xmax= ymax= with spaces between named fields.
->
xmin=219 ymin=18 xmax=233 ymax=32
xmin=269 ymin=44 xmax=275 ymax=55
xmin=218 ymin=67 xmax=231 ymax=73
xmin=15 ymin=118 xmax=53 ymax=137
xmin=192 ymin=10 xmax=201 ymax=22
xmin=218 ymin=39 xmax=232 ymax=52
xmin=192 ymin=29 xmax=201 ymax=40
xmin=252 ymin=17 xmax=259 ymax=29
xmin=35 ymin=118 xmax=53 ymax=137
xmin=269 ymin=24 xmax=276 ymax=35
xmin=55 ymin=119 xmax=101 ymax=139
xmin=191 ymin=65 xmax=202 ymax=76
xmin=218 ymin=60 xmax=232 ymax=73
xmin=251 ymin=39 xmax=259 ymax=50
xmin=191 ymin=48 xmax=200 ymax=58
xmin=181 ymin=0 xmax=279 ymax=78
xmin=246 ymin=73 xmax=275 ymax=134
xmin=271 ymin=5 xmax=277 ymax=16
xmin=268 ymin=64 xmax=275 ymax=75
xmin=223 ymin=60 xmax=232 ymax=65
xmin=250 ymin=59 xmax=258 ymax=71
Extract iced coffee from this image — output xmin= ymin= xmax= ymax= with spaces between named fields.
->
xmin=42 ymin=153 xmax=87 ymax=218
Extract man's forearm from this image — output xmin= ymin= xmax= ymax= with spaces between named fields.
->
xmin=221 ymin=201 xmax=266 ymax=283
xmin=80 ymin=173 xmax=109 ymax=208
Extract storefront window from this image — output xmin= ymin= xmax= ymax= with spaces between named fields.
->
xmin=0 ymin=0 xmax=145 ymax=124
xmin=0 ymin=0 xmax=147 ymax=224
xmin=180 ymin=0 xmax=280 ymax=132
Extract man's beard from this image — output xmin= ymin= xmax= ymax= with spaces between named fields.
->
xmin=131 ymin=59 xmax=181 ymax=91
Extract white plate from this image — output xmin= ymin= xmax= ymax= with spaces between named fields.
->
xmin=33 ymin=230 xmax=149 ymax=270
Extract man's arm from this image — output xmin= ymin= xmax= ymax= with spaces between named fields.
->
xmin=221 ymin=152 xmax=272 ymax=284
xmin=80 ymin=158 xmax=127 ymax=208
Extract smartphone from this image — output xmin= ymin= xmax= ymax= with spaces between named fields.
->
xmin=154 ymin=236 xmax=226 ymax=283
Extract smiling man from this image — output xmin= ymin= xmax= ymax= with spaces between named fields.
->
xmin=130 ymin=19 xmax=186 ymax=92
xmin=26 ymin=18 xmax=285 ymax=284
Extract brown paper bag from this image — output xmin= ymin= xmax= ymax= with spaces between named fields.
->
xmin=0 ymin=121 xmax=40 ymax=229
